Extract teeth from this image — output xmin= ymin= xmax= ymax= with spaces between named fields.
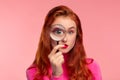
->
xmin=63 ymin=44 xmax=68 ymax=48
xmin=64 ymin=44 xmax=67 ymax=47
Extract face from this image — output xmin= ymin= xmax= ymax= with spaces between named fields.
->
xmin=50 ymin=16 xmax=77 ymax=53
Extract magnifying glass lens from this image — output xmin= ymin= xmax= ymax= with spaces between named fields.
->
xmin=50 ymin=25 xmax=65 ymax=41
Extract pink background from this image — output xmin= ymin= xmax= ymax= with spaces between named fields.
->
xmin=0 ymin=0 xmax=120 ymax=80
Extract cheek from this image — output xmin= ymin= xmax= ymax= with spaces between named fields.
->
xmin=51 ymin=40 xmax=57 ymax=48
xmin=69 ymin=35 xmax=76 ymax=48
xmin=70 ymin=33 xmax=77 ymax=43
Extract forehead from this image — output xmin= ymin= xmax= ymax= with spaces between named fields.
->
xmin=51 ymin=16 xmax=77 ymax=30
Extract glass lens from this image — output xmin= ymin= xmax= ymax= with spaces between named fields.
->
xmin=50 ymin=24 xmax=66 ymax=41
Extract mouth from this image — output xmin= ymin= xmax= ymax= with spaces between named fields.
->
xmin=62 ymin=44 xmax=68 ymax=49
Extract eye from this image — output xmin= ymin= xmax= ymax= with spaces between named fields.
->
xmin=52 ymin=28 xmax=64 ymax=35
xmin=68 ymin=30 xmax=74 ymax=34
xmin=55 ymin=30 xmax=63 ymax=34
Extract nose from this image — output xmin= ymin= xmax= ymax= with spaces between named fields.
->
xmin=61 ymin=35 xmax=67 ymax=43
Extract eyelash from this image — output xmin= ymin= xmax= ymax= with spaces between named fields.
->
xmin=68 ymin=30 xmax=74 ymax=34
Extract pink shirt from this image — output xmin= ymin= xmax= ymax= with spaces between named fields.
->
xmin=26 ymin=58 xmax=102 ymax=80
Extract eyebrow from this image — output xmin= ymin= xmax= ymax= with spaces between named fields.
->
xmin=68 ymin=26 xmax=76 ymax=30
xmin=51 ymin=24 xmax=76 ymax=30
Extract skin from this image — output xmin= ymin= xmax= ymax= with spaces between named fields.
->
xmin=48 ymin=16 xmax=77 ymax=77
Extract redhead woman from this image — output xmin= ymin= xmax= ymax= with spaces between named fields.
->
xmin=26 ymin=5 xmax=102 ymax=80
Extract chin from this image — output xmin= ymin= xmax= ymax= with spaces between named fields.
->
xmin=59 ymin=49 xmax=70 ymax=53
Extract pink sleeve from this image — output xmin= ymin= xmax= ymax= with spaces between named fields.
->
xmin=51 ymin=74 xmax=66 ymax=80
xmin=88 ymin=60 xmax=102 ymax=80
xmin=26 ymin=65 xmax=66 ymax=80
xmin=26 ymin=65 xmax=37 ymax=80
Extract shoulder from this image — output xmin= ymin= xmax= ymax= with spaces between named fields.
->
xmin=86 ymin=58 xmax=102 ymax=80
xmin=26 ymin=64 xmax=37 ymax=80
xmin=86 ymin=58 xmax=100 ymax=72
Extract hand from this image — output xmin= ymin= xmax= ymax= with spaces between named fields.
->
xmin=48 ymin=45 xmax=65 ymax=77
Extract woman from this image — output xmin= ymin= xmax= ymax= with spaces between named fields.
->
xmin=26 ymin=5 xmax=102 ymax=80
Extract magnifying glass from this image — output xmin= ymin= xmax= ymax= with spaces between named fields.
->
xmin=50 ymin=24 xmax=66 ymax=42
xmin=50 ymin=24 xmax=68 ymax=50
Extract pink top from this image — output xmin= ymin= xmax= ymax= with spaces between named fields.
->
xmin=26 ymin=58 xmax=102 ymax=80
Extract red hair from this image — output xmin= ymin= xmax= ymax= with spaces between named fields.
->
xmin=33 ymin=5 xmax=94 ymax=80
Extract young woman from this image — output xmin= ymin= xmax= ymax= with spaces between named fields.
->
xmin=26 ymin=5 xmax=102 ymax=80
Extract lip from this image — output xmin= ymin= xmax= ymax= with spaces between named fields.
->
xmin=62 ymin=44 xmax=68 ymax=49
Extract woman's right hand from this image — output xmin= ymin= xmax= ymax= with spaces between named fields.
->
xmin=48 ymin=45 xmax=65 ymax=77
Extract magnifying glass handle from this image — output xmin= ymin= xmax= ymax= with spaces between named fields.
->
xmin=57 ymin=41 xmax=59 ymax=45
xmin=57 ymin=41 xmax=59 ymax=52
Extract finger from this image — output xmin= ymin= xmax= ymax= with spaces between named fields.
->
xmin=54 ymin=51 xmax=62 ymax=58
xmin=55 ymin=53 xmax=64 ymax=62
xmin=50 ymin=45 xmax=64 ymax=55
xmin=49 ymin=52 xmax=63 ymax=65
xmin=49 ymin=55 xmax=55 ymax=62
xmin=48 ymin=51 xmax=62 ymax=62
xmin=56 ymin=56 xmax=64 ymax=66
xmin=52 ymin=56 xmax=64 ymax=67
xmin=50 ymin=52 xmax=62 ymax=64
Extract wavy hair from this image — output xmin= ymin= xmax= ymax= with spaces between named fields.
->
xmin=33 ymin=5 xmax=94 ymax=80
